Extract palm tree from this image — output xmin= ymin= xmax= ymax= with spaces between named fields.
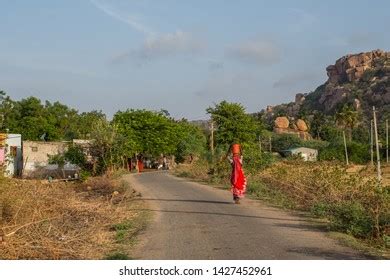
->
xmin=336 ymin=105 xmax=359 ymax=141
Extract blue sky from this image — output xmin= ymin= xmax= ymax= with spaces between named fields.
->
xmin=0 ymin=0 xmax=389 ymax=119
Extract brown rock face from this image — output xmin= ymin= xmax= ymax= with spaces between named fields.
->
xmin=326 ymin=49 xmax=386 ymax=83
xmin=295 ymin=93 xmax=305 ymax=104
xmin=274 ymin=117 xmax=289 ymax=129
xmin=296 ymin=119 xmax=308 ymax=131
xmin=319 ymin=84 xmax=349 ymax=110
xmin=273 ymin=117 xmax=312 ymax=140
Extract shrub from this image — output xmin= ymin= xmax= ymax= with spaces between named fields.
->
xmin=271 ymin=134 xmax=302 ymax=151
xmin=65 ymin=145 xmax=87 ymax=168
xmin=318 ymin=140 xmax=370 ymax=164
xmin=330 ymin=201 xmax=373 ymax=238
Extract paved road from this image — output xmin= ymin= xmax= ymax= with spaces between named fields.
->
xmin=125 ymin=172 xmax=369 ymax=260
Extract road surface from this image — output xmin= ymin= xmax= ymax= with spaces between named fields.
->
xmin=125 ymin=172 xmax=369 ymax=260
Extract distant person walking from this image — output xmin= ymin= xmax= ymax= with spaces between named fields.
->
xmin=228 ymin=143 xmax=247 ymax=204
xmin=163 ymin=155 xmax=168 ymax=170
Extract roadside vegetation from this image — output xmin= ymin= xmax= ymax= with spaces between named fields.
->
xmin=0 ymin=175 xmax=147 ymax=259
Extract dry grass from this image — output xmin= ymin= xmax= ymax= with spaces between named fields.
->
xmin=0 ymin=176 xmax=144 ymax=260
xmin=174 ymin=161 xmax=212 ymax=182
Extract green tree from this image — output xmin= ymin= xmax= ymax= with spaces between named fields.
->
xmin=10 ymin=97 xmax=49 ymax=140
xmin=336 ymin=105 xmax=360 ymax=141
xmin=89 ymin=119 xmax=133 ymax=174
xmin=113 ymin=109 xmax=179 ymax=156
xmin=74 ymin=110 xmax=106 ymax=139
xmin=175 ymin=120 xmax=207 ymax=163
xmin=206 ymin=101 xmax=260 ymax=147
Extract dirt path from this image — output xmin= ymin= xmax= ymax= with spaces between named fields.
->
xmin=125 ymin=172 xmax=370 ymax=260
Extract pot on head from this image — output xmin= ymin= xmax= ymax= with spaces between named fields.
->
xmin=231 ymin=143 xmax=241 ymax=155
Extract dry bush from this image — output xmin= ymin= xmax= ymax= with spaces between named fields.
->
xmin=257 ymin=161 xmax=390 ymax=240
xmin=0 ymin=177 xmax=142 ymax=259
xmin=174 ymin=159 xmax=211 ymax=182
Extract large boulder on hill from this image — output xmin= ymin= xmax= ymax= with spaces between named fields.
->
xmin=296 ymin=119 xmax=308 ymax=132
xmin=261 ymin=49 xmax=390 ymax=126
xmin=326 ymin=49 xmax=387 ymax=83
xmin=274 ymin=117 xmax=289 ymax=129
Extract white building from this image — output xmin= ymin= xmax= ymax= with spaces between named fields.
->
xmin=0 ymin=134 xmax=23 ymax=177
xmin=282 ymin=147 xmax=318 ymax=162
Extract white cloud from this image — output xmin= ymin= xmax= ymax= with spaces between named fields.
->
xmin=89 ymin=0 xmax=153 ymax=35
xmin=111 ymin=31 xmax=206 ymax=63
xmin=227 ymin=40 xmax=280 ymax=66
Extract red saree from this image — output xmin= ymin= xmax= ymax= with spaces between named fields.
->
xmin=230 ymin=155 xmax=247 ymax=198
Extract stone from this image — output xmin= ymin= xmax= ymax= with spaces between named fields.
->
xmin=296 ymin=119 xmax=308 ymax=132
xmin=295 ymin=93 xmax=305 ymax=104
xmin=319 ymin=85 xmax=349 ymax=112
xmin=274 ymin=117 xmax=289 ymax=129
xmin=326 ymin=50 xmax=388 ymax=84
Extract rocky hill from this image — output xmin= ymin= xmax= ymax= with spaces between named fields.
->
xmin=262 ymin=50 xmax=390 ymax=126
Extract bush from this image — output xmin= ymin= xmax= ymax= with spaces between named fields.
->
xmin=271 ymin=134 xmax=302 ymax=151
xmin=330 ymin=201 xmax=373 ymax=238
xmin=258 ymin=161 xmax=390 ymax=241
xmin=318 ymin=141 xmax=370 ymax=164
xmin=65 ymin=145 xmax=88 ymax=168
xmin=241 ymin=143 xmax=275 ymax=173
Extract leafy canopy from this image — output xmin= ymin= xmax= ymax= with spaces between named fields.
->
xmin=206 ymin=101 xmax=260 ymax=146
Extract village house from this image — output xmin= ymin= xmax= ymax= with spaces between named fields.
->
xmin=281 ymin=147 xmax=318 ymax=162
xmin=0 ymin=133 xmax=23 ymax=177
xmin=22 ymin=139 xmax=93 ymax=178
xmin=22 ymin=140 xmax=69 ymax=178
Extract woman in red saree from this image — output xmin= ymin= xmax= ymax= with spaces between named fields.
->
xmin=228 ymin=144 xmax=247 ymax=204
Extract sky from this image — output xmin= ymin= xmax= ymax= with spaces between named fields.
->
xmin=0 ymin=0 xmax=389 ymax=120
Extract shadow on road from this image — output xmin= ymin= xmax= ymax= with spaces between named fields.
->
xmin=134 ymin=198 xmax=232 ymax=205
xmin=129 ymin=208 xmax=309 ymax=222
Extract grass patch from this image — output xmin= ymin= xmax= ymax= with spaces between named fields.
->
xmin=105 ymin=208 xmax=151 ymax=259
xmin=104 ymin=252 xmax=132 ymax=260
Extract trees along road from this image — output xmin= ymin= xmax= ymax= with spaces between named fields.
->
xmin=125 ymin=172 xmax=369 ymax=260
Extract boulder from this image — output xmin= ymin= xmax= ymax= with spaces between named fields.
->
xmin=274 ymin=117 xmax=289 ymax=129
xmin=296 ymin=119 xmax=308 ymax=132
xmin=326 ymin=49 xmax=388 ymax=84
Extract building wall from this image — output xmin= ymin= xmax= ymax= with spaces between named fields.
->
xmin=1 ymin=134 xmax=22 ymax=177
xmin=22 ymin=141 xmax=68 ymax=175
xmin=291 ymin=147 xmax=318 ymax=161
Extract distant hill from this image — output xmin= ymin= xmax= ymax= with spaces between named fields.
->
xmin=262 ymin=49 xmax=390 ymax=125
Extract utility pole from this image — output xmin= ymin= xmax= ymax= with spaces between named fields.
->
xmin=343 ymin=130 xmax=349 ymax=166
xmin=386 ymin=119 xmax=389 ymax=164
xmin=373 ymin=106 xmax=382 ymax=181
xmin=370 ymin=120 xmax=374 ymax=166
xmin=258 ymin=135 xmax=262 ymax=154
xmin=269 ymin=136 xmax=272 ymax=153
xmin=210 ymin=120 xmax=214 ymax=157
